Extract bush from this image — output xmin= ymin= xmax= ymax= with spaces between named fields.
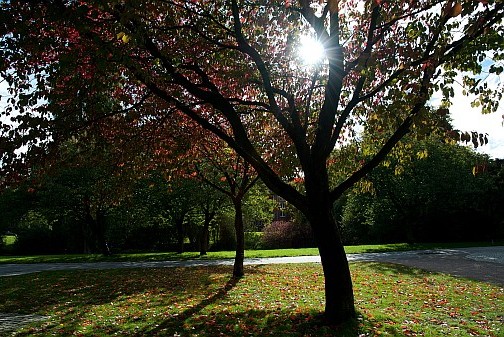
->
xmin=212 ymin=218 xmax=236 ymax=251
xmin=244 ymin=232 xmax=263 ymax=250
xmin=14 ymin=210 xmax=57 ymax=254
xmin=262 ymin=220 xmax=314 ymax=249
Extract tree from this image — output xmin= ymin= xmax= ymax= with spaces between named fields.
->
xmin=1 ymin=0 xmax=503 ymax=323
xmin=194 ymin=139 xmax=259 ymax=277
xmin=194 ymin=184 xmax=227 ymax=256
xmin=339 ymin=136 xmax=495 ymax=244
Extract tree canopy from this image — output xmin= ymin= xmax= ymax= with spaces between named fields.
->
xmin=1 ymin=0 xmax=503 ymax=324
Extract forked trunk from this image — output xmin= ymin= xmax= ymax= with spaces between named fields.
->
xmin=233 ymin=199 xmax=245 ymax=278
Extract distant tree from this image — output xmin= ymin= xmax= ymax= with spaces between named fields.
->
xmin=194 ymin=185 xmax=228 ymax=256
xmin=340 ymin=138 xmax=494 ymax=243
xmin=485 ymin=159 xmax=504 ymax=239
xmin=195 ymin=138 xmax=259 ymax=277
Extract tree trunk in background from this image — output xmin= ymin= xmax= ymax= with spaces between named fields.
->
xmin=83 ymin=199 xmax=110 ymax=255
xmin=175 ymin=215 xmax=185 ymax=253
xmin=94 ymin=208 xmax=111 ymax=255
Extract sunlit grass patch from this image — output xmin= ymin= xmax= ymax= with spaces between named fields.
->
xmin=1 ymin=241 xmax=501 ymax=264
xmin=0 ymin=263 xmax=502 ymax=336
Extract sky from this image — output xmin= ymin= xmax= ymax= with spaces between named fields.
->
xmin=449 ymin=89 xmax=504 ymax=159
xmin=432 ymin=62 xmax=504 ymax=159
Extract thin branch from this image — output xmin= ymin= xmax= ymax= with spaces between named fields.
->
xmin=330 ymin=66 xmax=434 ymax=202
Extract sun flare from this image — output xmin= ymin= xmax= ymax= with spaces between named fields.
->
xmin=298 ymin=35 xmax=325 ymax=65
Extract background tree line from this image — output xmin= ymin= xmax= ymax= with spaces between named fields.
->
xmin=2 ymin=137 xmax=502 ymax=256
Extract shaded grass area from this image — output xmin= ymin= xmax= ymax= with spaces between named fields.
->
xmin=1 ymin=241 xmax=501 ymax=264
xmin=0 ymin=263 xmax=502 ymax=336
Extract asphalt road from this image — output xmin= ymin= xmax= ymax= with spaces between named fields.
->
xmin=1 ymin=246 xmax=503 ymax=285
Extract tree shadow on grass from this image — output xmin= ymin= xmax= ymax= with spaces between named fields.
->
xmin=4 ymin=264 xmax=415 ymax=337
xmin=138 ymin=275 xmax=242 ymax=336
xmin=354 ymin=261 xmax=435 ymax=278
xmin=137 ymin=307 xmax=363 ymax=337
xmin=134 ymin=270 xmax=365 ymax=337
xmin=0 ymin=265 xmax=238 ymax=313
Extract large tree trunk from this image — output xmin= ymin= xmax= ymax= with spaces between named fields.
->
xmin=307 ymin=207 xmax=356 ymax=324
xmin=303 ymin=167 xmax=356 ymax=324
xmin=233 ymin=199 xmax=245 ymax=278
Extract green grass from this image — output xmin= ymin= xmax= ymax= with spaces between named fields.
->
xmin=0 ymin=241 xmax=501 ymax=264
xmin=0 ymin=262 xmax=502 ymax=336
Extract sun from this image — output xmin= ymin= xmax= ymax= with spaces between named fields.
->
xmin=298 ymin=35 xmax=325 ymax=65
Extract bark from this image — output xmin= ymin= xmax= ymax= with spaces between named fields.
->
xmin=83 ymin=200 xmax=111 ymax=255
xmin=199 ymin=225 xmax=210 ymax=256
xmin=303 ymin=167 xmax=356 ymax=324
xmin=308 ymin=208 xmax=356 ymax=324
xmin=233 ymin=198 xmax=245 ymax=278
xmin=95 ymin=208 xmax=111 ymax=256
xmin=81 ymin=221 xmax=91 ymax=254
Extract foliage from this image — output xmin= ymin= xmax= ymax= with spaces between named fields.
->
xmin=0 ymin=263 xmax=502 ymax=336
xmin=338 ymin=139 xmax=498 ymax=244
xmin=13 ymin=210 xmax=55 ymax=254
xmin=262 ymin=220 xmax=315 ymax=249
xmin=0 ymin=235 xmax=17 ymax=253
xmin=244 ymin=232 xmax=264 ymax=250
xmin=212 ymin=213 xmax=237 ymax=251
xmin=0 ymin=184 xmax=37 ymax=236
xmin=242 ymin=183 xmax=276 ymax=232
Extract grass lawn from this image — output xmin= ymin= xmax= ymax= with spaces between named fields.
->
xmin=0 ymin=241 xmax=500 ymax=264
xmin=0 ymin=262 xmax=502 ymax=336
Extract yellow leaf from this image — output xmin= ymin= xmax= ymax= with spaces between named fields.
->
xmin=117 ymin=32 xmax=131 ymax=43
xmin=416 ymin=149 xmax=428 ymax=160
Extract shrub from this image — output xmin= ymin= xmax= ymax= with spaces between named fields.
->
xmin=262 ymin=220 xmax=314 ymax=249
xmin=14 ymin=210 xmax=57 ymax=254
xmin=244 ymin=232 xmax=263 ymax=250
xmin=212 ymin=218 xmax=236 ymax=251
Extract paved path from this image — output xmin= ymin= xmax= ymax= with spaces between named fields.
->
xmin=1 ymin=246 xmax=503 ymax=284
xmin=0 ymin=313 xmax=48 ymax=335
